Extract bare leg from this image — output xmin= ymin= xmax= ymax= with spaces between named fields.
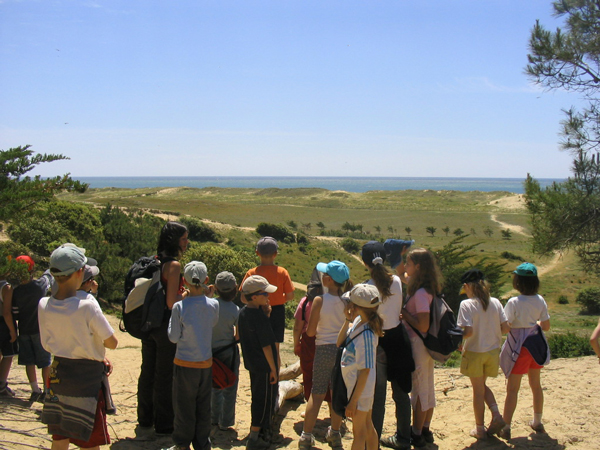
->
xmin=303 ymin=393 xmax=326 ymax=433
xmin=503 ymin=373 xmax=523 ymax=426
xmin=469 ymin=376 xmax=487 ymax=426
xmin=42 ymin=366 xmax=51 ymax=390
xmin=528 ymin=369 xmax=543 ymax=415
xmin=350 ymin=410 xmax=368 ymax=450
xmin=412 ymin=397 xmax=433 ymax=433
xmin=0 ymin=355 xmax=13 ymax=383
xmin=25 ymin=365 xmax=38 ymax=386
xmin=50 ymin=439 xmax=70 ymax=450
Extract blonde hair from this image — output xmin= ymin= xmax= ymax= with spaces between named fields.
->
xmin=406 ymin=248 xmax=443 ymax=297
xmin=369 ymin=264 xmax=393 ymax=299
xmin=468 ymin=279 xmax=491 ymax=311
xmin=331 ymin=278 xmax=354 ymax=297
xmin=357 ymin=305 xmax=384 ymax=337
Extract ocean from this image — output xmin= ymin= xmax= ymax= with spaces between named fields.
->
xmin=74 ymin=176 xmax=564 ymax=194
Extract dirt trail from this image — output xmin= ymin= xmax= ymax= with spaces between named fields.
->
xmin=490 ymin=214 xmax=531 ymax=237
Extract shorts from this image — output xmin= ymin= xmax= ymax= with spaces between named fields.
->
xmin=0 ymin=319 xmax=19 ymax=357
xmin=52 ymin=390 xmax=110 ymax=448
xmin=311 ymin=344 xmax=337 ymax=396
xmin=269 ymin=304 xmax=286 ymax=343
xmin=460 ymin=348 xmax=500 ymax=378
xmin=18 ymin=333 xmax=51 ymax=368
xmin=512 ymin=347 xmax=543 ymax=375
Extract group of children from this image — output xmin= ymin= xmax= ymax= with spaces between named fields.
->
xmin=0 ymin=224 xmax=555 ymax=450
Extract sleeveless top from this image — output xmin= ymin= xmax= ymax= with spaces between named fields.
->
xmin=316 ymin=292 xmax=348 ymax=345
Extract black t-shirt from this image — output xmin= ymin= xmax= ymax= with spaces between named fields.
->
xmin=13 ymin=274 xmax=52 ymax=335
xmin=238 ymin=306 xmax=277 ymax=373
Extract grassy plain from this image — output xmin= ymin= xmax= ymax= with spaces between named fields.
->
xmin=60 ymin=186 xmax=599 ymax=337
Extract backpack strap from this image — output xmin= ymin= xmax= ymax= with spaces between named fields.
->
xmin=341 ymin=328 xmax=368 ymax=349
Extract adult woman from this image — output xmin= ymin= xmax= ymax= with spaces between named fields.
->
xmin=136 ymin=221 xmax=189 ymax=438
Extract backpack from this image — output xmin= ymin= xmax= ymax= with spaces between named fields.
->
xmin=211 ymin=342 xmax=238 ymax=390
xmin=331 ymin=329 xmax=367 ymax=418
xmin=408 ymin=293 xmax=463 ymax=363
xmin=119 ymin=256 xmax=167 ymax=340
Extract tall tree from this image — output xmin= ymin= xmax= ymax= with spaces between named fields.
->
xmin=0 ymin=145 xmax=87 ymax=221
xmin=525 ymin=0 xmax=600 ymax=273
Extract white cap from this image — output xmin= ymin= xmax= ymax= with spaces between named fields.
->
xmin=342 ymin=284 xmax=381 ymax=309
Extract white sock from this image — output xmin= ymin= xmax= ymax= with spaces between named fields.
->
xmin=489 ymin=403 xmax=500 ymax=415
xmin=30 ymin=382 xmax=41 ymax=393
xmin=476 ymin=425 xmax=486 ymax=435
xmin=532 ymin=413 xmax=543 ymax=426
xmin=301 ymin=432 xmax=313 ymax=440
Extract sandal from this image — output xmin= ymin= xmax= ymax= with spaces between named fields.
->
xmin=469 ymin=428 xmax=488 ymax=440
xmin=487 ymin=416 xmax=506 ymax=436
xmin=529 ymin=421 xmax=546 ymax=433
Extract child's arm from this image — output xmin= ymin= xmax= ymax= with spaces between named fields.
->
xmin=103 ymin=334 xmax=118 ymax=349
xmin=306 ymin=296 xmax=323 ymax=337
xmin=461 ymin=326 xmax=473 ymax=339
xmin=346 ymin=368 xmax=370 ymax=419
xmin=163 ymin=260 xmax=184 ymax=309
xmin=539 ymin=319 xmax=550 ymax=332
xmin=500 ymin=320 xmax=510 ymax=334
xmin=285 ymin=291 xmax=294 ymax=303
xmin=590 ymin=318 xmax=600 ymax=362
xmin=293 ymin=315 xmax=304 ymax=356
xmin=401 ymin=309 xmax=429 ymax=334
xmin=262 ymin=345 xmax=278 ymax=384
xmin=2 ymin=284 xmax=17 ymax=343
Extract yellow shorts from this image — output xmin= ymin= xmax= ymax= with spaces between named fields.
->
xmin=460 ymin=348 xmax=500 ymax=378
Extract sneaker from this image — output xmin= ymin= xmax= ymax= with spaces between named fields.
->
xmin=298 ymin=434 xmax=314 ymax=450
xmin=421 ymin=428 xmax=434 ymax=444
xmin=247 ymin=436 xmax=271 ymax=450
xmin=161 ymin=446 xmax=191 ymax=450
xmin=380 ymin=434 xmax=411 ymax=450
xmin=28 ymin=391 xmax=43 ymax=402
xmin=529 ymin=421 xmax=546 ymax=433
xmin=325 ymin=428 xmax=343 ymax=450
xmin=410 ymin=431 xmax=426 ymax=448
xmin=133 ymin=425 xmax=156 ymax=441
xmin=498 ymin=427 xmax=511 ymax=440
xmin=487 ymin=416 xmax=506 ymax=436
xmin=0 ymin=384 xmax=15 ymax=398
xmin=469 ymin=428 xmax=487 ymax=440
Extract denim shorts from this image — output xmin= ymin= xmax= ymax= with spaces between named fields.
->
xmin=18 ymin=333 xmax=51 ymax=368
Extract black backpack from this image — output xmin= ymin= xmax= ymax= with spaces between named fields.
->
xmin=331 ymin=329 xmax=367 ymax=418
xmin=408 ymin=293 xmax=463 ymax=363
xmin=119 ymin=256 xmax=170 ymax=340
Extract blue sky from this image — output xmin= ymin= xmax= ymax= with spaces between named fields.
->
xmin=0 ymin=0 xmax=582 ymax=178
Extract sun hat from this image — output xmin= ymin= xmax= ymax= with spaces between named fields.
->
xmin=459 ymin=268 xmax=485 ymax=294
xmin=361 ymin=241 xmax=386 ymax=266
xmin=316 ymin=260 xmax=350 ymax=284
xmin=50 ymin=244 xmax=91 ymax=276
xmin=83 ymin=265 xmax=100 ymax=283
xmin=215 ymin=271 xmax=237 ymax=292
xmin=342 ymin=284 xmax=381 ymax=309
xmin=514 ymin=262 xmax=538 ymax=277
xmin=383 ymin=239 xmax=415 ymax=269
xmin=16 ymin=255 xmax=35 ymax=272
xmin=184 ymin=261 xmax=209 ymax=287
xmin=241 ymin=275 xmax=278 ymax=295
xmin=256 ymin=236 xmax=278 ymax=255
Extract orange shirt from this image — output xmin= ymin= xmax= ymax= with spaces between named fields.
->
xmin=242 ymin=265 xmax=294 ymax=306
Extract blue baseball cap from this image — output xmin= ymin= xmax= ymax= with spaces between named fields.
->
xmin=316 ymin=260 xmax=350 ymax=284
xmin=514 ymin=262 xmax=538 ymax=277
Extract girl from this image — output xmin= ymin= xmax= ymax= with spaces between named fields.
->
xmin=337 ymin=284 xmax=384 ymax=450
xmin=136 ymin=221 xmax=189 ymax=438
xmin=499 ymin=263 xmax=550 ymax=440
xmin=400 ymin=248 xmax=442 ymax=448
xmin=299 ymin=260 xmax=353 ymax=450
xmin=361 ymin=241 xmax=413 ymax=450
xmin=456 ymin=269 xmax=509 ymax=440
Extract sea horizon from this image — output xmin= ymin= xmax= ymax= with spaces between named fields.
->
xmin=74 ymin=176 xmax=565 ymax=194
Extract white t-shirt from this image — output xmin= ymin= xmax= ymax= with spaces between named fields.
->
xmin=457 ymin=297 xmax=507 ymax=353
xmin=38 ymin=295 xmax=114 ymax=361
xmin=316 ymin=292 xmax=347 ymax=345
xmin=367 ymin=275 xmax=402 ymax=331
xmin=504 ymin=294 xmax=550 ymax=329
xmin=341 ymin=318 xmax=378 ymax=407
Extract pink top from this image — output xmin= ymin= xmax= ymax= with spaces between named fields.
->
xmin=294 ymin=297 xmax=313 ymax=334
xmin=403 ymin=287 xmax=433 ymax=339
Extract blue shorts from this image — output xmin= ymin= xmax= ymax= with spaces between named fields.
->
xmin=0 ymin=319 xmax=19 ymax=357
xmin=18 ymin=333 xmax=51 ymax=368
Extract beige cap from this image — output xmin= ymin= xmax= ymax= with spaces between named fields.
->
xmin=342 ymin=284 xmax=381 ymax=309
xmin=241 ymin=275 xmax=277 ymax=295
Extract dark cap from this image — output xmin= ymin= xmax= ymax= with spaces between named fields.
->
xmin=256 ymin=236 xmax=278 ymax=255
xmin=215 ymin=271 xmax=237 ymax=292
xmin=361 ymin=241 xmax=386 ymax=267
xmin=460 ymin=269 xmax=485 ymax=284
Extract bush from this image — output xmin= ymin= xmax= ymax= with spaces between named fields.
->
xmin=547 ymin=332 xmax=595 ymax=358
xmin=256 ymin=223 xmax=295 ymax=244
xmin=558 ymin=295 xmax=569 ymax=305
xmin=576 ymin=287 xmax=600 ymax=315
xmin=183 ymin=242 xmax=256 ymax=286
xmin=501 ymin=251 xmax=525 ymax=262
xmin=340 ymin=237 xmax=360 ymax=254
xmin=179 ymin=216 xmax=220 ymax=243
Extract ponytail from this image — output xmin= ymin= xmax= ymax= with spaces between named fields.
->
xmin=370 ymin=264 xmax=393 ymax=299
xmin=359 ymin=306 xmax=384 ymax=337
xmin=469 ymin=279 xmax=491 ymax=311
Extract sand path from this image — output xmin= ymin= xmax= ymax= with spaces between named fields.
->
xmin=490 ymin=214 xmax=530 ymax=238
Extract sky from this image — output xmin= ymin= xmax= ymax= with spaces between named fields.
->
xmin=0 ymin=0 xmax=585 ymax=179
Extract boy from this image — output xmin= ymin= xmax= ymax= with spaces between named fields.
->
xmin=77 ymin=263 xmax=100 ymax=299
xmin=12 ymin=255 xmax=53 ymax=401
xmin=238 ymin=275 xmax=279 ymax=450
xmin=39 ymin=243 xmax=118 ymax=450
xmin=241 ymin=236 xmax=294 ymax=354
xmin=211 ymin=271 xmax=240 ymax=431
xmin=167 ymin=261 xmax=219 ymax=450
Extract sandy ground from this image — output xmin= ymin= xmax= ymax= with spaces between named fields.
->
xmin=1 ymin=314 xmax=599 ymax=450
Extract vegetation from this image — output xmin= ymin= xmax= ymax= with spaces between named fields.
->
xmin=576 ymin=287 xmax=600 ymax=315
xmin=525 ymin=0 xmax=600 ymax=274
xmin=255 ymin=222 xmax=295 ymax=244
xmin=340 ymin=237 xmax=361 ymax=254
xmin=547 ymin=332 xmax=595 ymax=359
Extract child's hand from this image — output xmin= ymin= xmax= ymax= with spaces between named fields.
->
xmin=262 ymin=303 xmax=272 ymax=317
xmin=205 ymin=285 xmax=216 ymax=298
xmin=269 ymin=369 xmax=278 ymax=384
xmin=345 ymin=398 xmax=358 ymax=419
xmin=9 ymin=329 xmax=17 ymax=343
xmin=294 ymin=342 xmax=301 ymax=357
xmin=345 ymin=303 xmax=353 ymax=321
xmin=104 ymin=358 xmax=113 ymax=376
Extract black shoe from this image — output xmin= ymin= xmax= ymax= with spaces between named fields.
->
xmin=380 ymin=434 xmax=411 ymax=450
xmin=410 ymin=431 xmax=426 ymax=448
xmin=421 ymin=428 xmax=434 ymax=444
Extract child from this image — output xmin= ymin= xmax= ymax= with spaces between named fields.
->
xmin=211 ymin=271 xmax=240 ymax=431
xmin=400 ymin=248 xmax=442 ymax=448
xmin=590 ymin=317 xmax=600 ymax=363
xmin=77 ymin=263 xmax=100 ymax=299
xmin=38 ymin=244 xmax=118 ymax=449
xmin=299 ymin=260 xmax=353 ymax=450
xmin=238 ymin=275 xmax=279 ymax=450
xmin=337 ymin=284 xmax=383 ymax=450
xmin=361 ymin=242 xmax=413 ymax=450
xmin=12 ymin=255 xmax=53 ymax=401
xmin=456 ymin=269 xmax=509 ymax=440
xmin=0 ymin=275 xmax=16 ymax=397
xmin=241 ymin=236 xmax=294 ymax=354
xmin=499 ymin=262 xmax=551 ymax=440
xmin=167 ymin=261 xmax=219 ymax=450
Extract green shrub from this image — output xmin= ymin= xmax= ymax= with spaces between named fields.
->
xmin=500 ymin=251 xmax=524 ymax=262
xmin=256 ymin=223 xmax=295 ymax=244
xmin=179 ymin=216 xmax=220 ymax=243
xmin=576 ymin=287 xmax=600 ymax=315
xmin=341 ymin=237 xmax=361 ymax=254
xmin=558 ymin=295 xmax=569 ymax=305
xmin=441 ymin=350 xmax=462 ymax=368
xmin=547 ymin=332 xmax=595 ymax=358
xmin=183 ymin=242 xmax=255 ymax=284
